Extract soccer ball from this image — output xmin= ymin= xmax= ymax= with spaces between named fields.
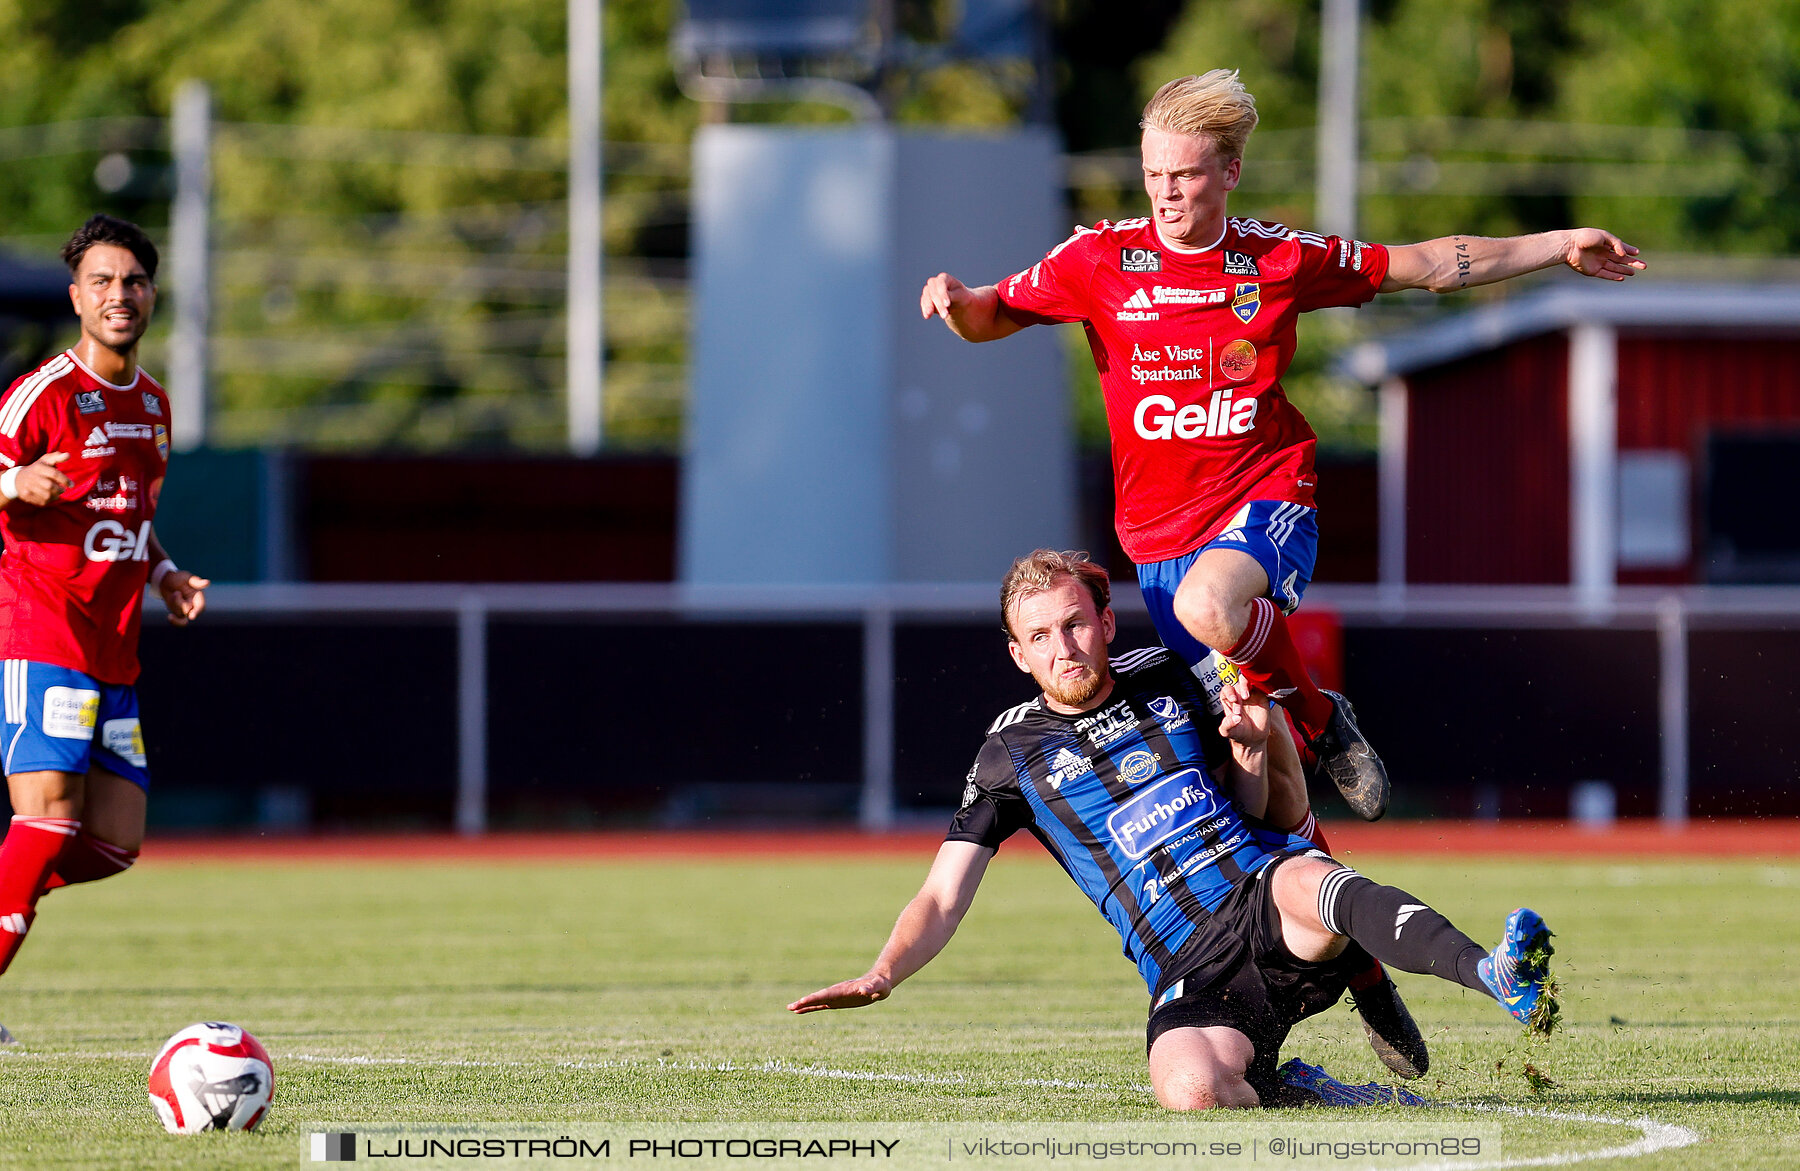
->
xmin=146 ymin=1022 xmax=274 ymax=1133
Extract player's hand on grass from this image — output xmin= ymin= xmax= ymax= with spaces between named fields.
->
xmin=787 ymin=973 xmax=893 ymax=1014
xmin=10 ymin=451 xmax=72 ymax=506
xmin=1217 ymin=678 xmax=1271 ymax=749
xmin=159 ymin=569 xmax=209 ymax=627
xmin=1563 ymin=229 xmax=1645 ymax=281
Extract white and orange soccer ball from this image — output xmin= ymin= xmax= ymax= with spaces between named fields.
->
xmin=146 ymin=1022 xmax=274 ymax=1133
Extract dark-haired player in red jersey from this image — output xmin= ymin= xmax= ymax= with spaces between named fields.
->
xmin=921 ymin=68 xmax=1644 ymax=832
xmin=0 ymin=215 xmax=208 ymax=1043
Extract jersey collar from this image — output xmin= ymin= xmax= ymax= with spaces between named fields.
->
xmin=65 ymin=348 xmax=142 ymax=392
xmin=1153 ymin=219 xmax=1228 ymax=256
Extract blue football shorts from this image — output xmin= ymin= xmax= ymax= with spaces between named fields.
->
xmin=1135 ymin=500 xmax=1320 ymax=666
xmin=1 ymin=659 xmax=151 ymax=789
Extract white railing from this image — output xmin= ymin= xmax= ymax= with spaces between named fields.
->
xmin=190 ymin=582 xmax=1800 ymax=833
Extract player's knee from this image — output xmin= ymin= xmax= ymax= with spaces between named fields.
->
xmin=1152 ymin=1029 xmax=1256 ymax=1111
xmin=1156 ymin=1075 xmax=1227 ymax=1111
xmin=1172 ymin=580 xmax=1235 ymax=647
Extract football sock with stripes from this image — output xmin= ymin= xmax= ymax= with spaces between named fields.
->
xmin=43 ymin=831 xmax=138 ymax=891
xmin=1223 ymin=597 xmax=1334 ymax=740
xmin=0 ymin=816 xmax=79 ymax=976
xmin=1316 ymin=865 xmax=1489 ymax=995
xmin=1285 ymin=815 xmax=1390 ymax=993
xmin=1285 ymin=809 xmax=1330 ymax=853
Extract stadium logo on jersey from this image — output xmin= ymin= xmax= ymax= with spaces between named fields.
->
xmin=1231 ymin=283 xmax=1260 ymax=324
xmin=1150 ymin=286 xmax=1229 ymax=305
xmin=1045 ymin=746 xmax=1092 ymax=791
xmin=1219 ymin=339 xmax=1258 ymax=382
xmin=1223 ymin=250 xmax=1260 ymax=277
xmin=1116 ymin=289 xmax=1159 ymax=321
xmin=1076 ymin=700 xmax=1138 ymax=748
xmin=82 ymin=518 xmax=152 ymax=563
xmin=142 ymin=391 xmax=162 ymax=417
xmin=1106 ymin=767 xmax=1219 ymax=860
xmin=1119 ymin=749 xmax=1159 ymax=785
xmin=1148 ymin=696 xmax=1190 ymax=730
xmin=154 ymin=423 xmax=169 ymax=459
xmin=1133 ymin=390 xmax=1259 ymax=440
xmin=82 ymin=426 xmax=115 ymax=457
xmin=75 ymin=390 xmax=106 ymax=414
xmin=1120 ymin=247 xmax=1161 ymax=273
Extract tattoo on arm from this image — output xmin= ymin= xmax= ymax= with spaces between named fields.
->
xmin=1454 ymin=237 xmax=1473 ymax=288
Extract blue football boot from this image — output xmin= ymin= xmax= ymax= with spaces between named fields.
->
xmin=1477 ymin=907 xmax=1560 ymax=1034
xmin=1276 ymin=1059 xmax=1431 ymax=1107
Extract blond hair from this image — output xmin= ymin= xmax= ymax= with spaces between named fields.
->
xmin=1140 ymin=69 xmax=1260 ymax=160
xmin=1000 ymin=550 xmax=1112 ymax=639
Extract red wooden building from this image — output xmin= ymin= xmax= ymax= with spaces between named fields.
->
xmin=1346 ymin=284 xmax=1800 ymax=590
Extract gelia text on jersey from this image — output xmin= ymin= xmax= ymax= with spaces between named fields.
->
xmin=1133 ymin=391 xmax=1259 ymax=439
xmin=83 ymin=519 xmax=153 ymax=562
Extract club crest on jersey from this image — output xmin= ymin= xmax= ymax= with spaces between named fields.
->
xmin=1121 ymin=247 xmax=1161 ymax=273
xmin=141 ymin=391 xmax=162 ymax=417
xmin=1148 ymin=696 xmax=1190 ymax=730
xmin=1223 ymin=250 xmax=1260 ymax=277
xmin=1231 ymin=283 xmax=1260 ymax=324
xmin=153 ymin=423 xmax=169 ymax=459
xmin=76 ymin=390 xmax=106 ymax=414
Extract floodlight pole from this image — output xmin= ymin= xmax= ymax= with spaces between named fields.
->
xmin=167 ymin=80 xmax=212 ymax=451
xmin=567 ymin=0 xmax=604 ymax=455
xmin=1315 ymin=0 xmax=1360 ymax=238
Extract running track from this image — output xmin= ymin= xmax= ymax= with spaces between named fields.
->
xmin=140 ymin=819 xmax=1800 ymax=863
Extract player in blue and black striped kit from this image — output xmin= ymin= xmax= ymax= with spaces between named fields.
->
xmin=790 ymin=550 xmax=1559 ymax=1109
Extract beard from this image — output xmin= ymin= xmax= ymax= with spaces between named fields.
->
xmin=1038 ymin=660 xmax=1109 ymax=709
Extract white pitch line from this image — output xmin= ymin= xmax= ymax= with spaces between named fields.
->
xmin=1 ymin=1047 xmax=1702 ymax=1165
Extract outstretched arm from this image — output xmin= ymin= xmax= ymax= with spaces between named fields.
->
xmin=1381 ymin=229 xmax=1644 ymax=295
xmin=788 ymin=840 xmax=993 ymax=1013
xmin=919 ymin=273 xmax=1030 ymax=342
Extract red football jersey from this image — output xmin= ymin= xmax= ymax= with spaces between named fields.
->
xmin=997 ymin=217 xmax=1388 ymax=562
xmin=0 ymin=350 xmax=171 ymax=684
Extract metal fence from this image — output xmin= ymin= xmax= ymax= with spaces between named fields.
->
xmin=186 ymin=581 xmax=1800 ymax=832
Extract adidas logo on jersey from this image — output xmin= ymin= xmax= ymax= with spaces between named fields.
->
xmin=1045 ymin=746 xmax=1091 ymax=791
xmin=1117 ymin=288 xmax=1160 ymax=321
xmin=83 ymin=425 xmax=116 ymax=456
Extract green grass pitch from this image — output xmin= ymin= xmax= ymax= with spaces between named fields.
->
xmin=0 ymin=850 xmax=1795 ymax=1168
